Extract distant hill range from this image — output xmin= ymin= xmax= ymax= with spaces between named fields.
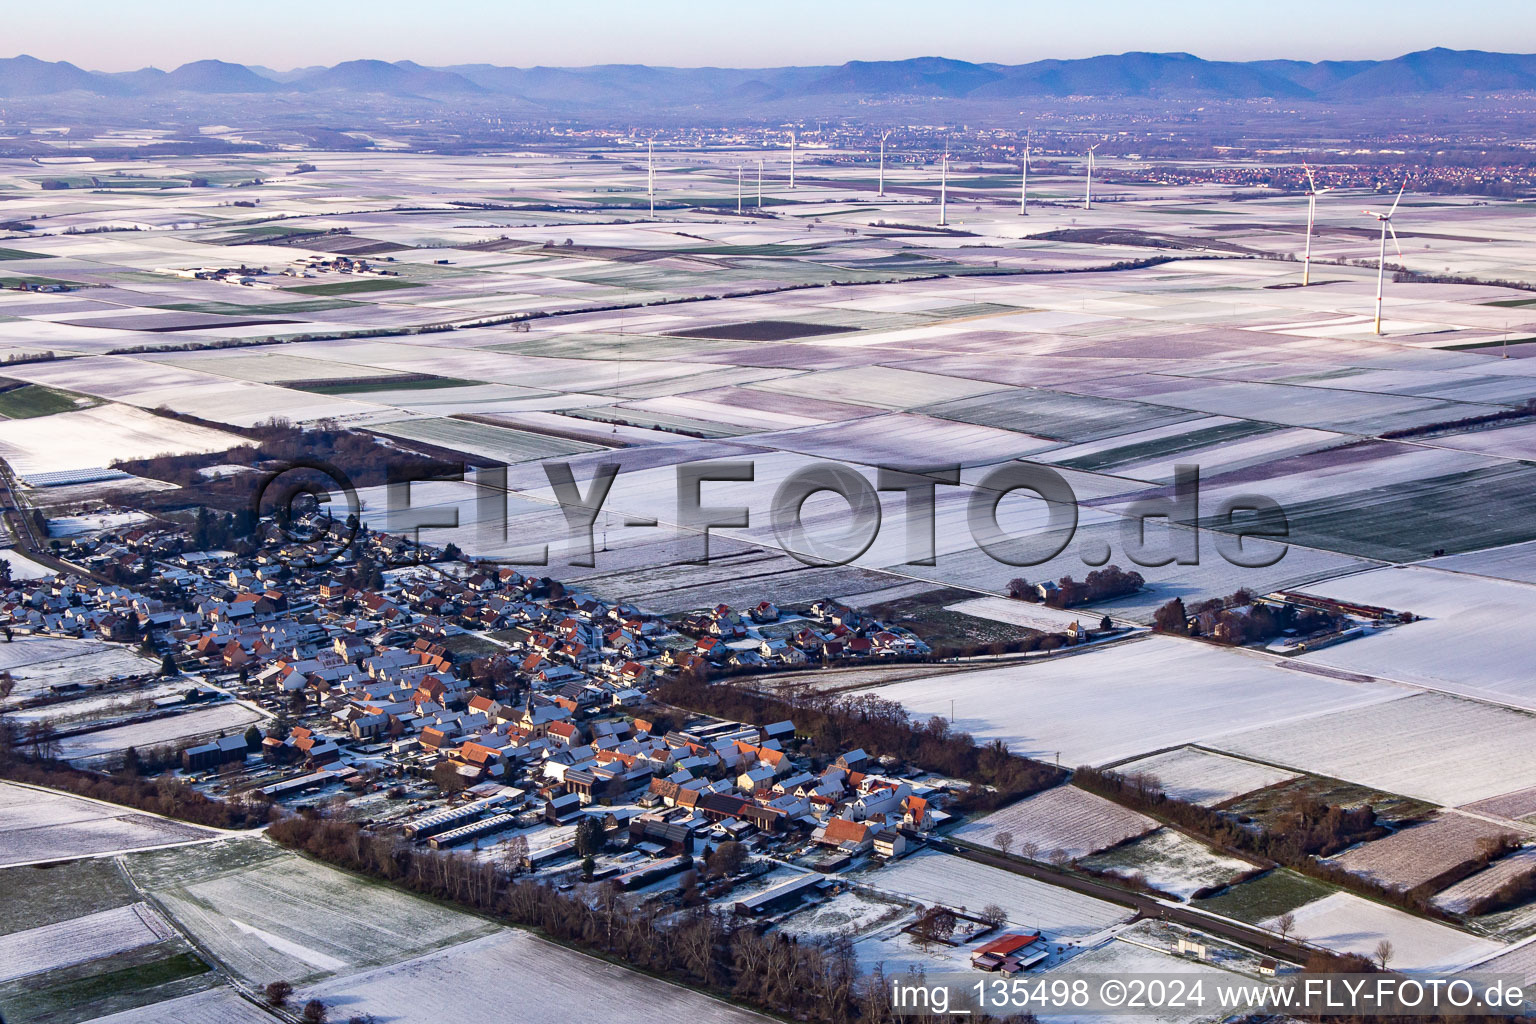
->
xmin=3 ymin=49 xmax=1536 ymax=108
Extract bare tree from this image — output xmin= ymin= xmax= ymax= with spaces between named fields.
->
xmin=1375 ymin=939 xmax=1393 ymax=971
xmin=501 ymin=833 xmax=530 ymax=877
xmin=979 ymin=903 xmax=1007 ymax=930
xmin=1275 ymin=911 xmax=1296 ymax=943
xmin=995 ymin=830 xmax=1014 ymax=857
xmin=263 ymin=981 xmax=293 ymax=1007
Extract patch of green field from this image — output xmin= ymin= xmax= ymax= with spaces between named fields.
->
xmin=293 ymin=376 xmax=479 ymax=395
xmin=285 ymin=278 xmax=422 ymax=296
xmin=0 ymin=276 xmax=74 ymax=290
xmin=228 ymin=224 xmax=323 ymax=238
xmin=439 ymin=633 xmax=504 ymax=658
xmin=0 ymin=384 xmax=93 ymax=419
xmin=0 ymin=860 xmax=138 ymax=936
xmin=1481 ymin=298 xmax=1536 ymax=308
xmin=0 ymin=248 xmax=49 ymax=261
xmin=1191 ymin=868 xmax=1335 ymax=924
xmin=1215 ymin=464 xmax=1536 ymax=562
xmin=927 ymin=389 xmax=1200 ymax=444
xmin=567 ymin=406 xmax=750 ymax=439
xmin=1057 ymin=420 xmax=1279 ymax=472
xmin=155 ymin=298 xmax=361 ymax=315
xmin=0 ymin=944 xmax=211 ymax=1024
xmin=860 ymin=585 xmax=1034 ymax=649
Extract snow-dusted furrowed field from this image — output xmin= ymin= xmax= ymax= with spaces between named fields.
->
xmin=1327 ymin=813 xmax=1521 ymax=892
xmin=75 ymin=987 xmax=277 ymax=1024
xmin=0 ymin=403 xmax=245 ymax=482
xmin=1434 ymin=848 xmax=1536 ymax=914
xmin=1112 ymin=746 xmax=1300 ymax=807
xmin=0 ymin=903 xmax=172 ymax=983
xmin=300 ymin=929 xmax=771 ymax=1024
xmin=952 ymin=785 xmax=1156 ymax=861
xmin=869 ymin=848 xmax=1133 ymax=939
xmin=1265 ymin=893 xmax=1504 ymax=972
xmin=0 ymin=782 xmax=214 ymax=866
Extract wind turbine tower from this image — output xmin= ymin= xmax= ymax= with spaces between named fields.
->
xmin=1363 ymin=184 xmax=1406 ymax=335
xmin=789 ymin=131 xmax=796 ymax=190
xmin=938 ymin=145 xmax=949 ymax=227
xmin=757 ymin=159 xmax=763 ymax=209
xmin=737 ymin=165 xmax=743 ymax=214
xmin=1019 ymin=130 xmax=1030 ymax=216
xmin=878 ymin=131 xmax=889 ymax=197
xmin=1083 ymin=144 xmax=1098 ymax=211
xmin=1301 ymin=165 xmax=1331 ymax=286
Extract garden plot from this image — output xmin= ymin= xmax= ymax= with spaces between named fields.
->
xmin=0 ymin=644 xmax=157 ymax=699
xmin=1327 ymin=813 xmax=1520 ymax=892
xmin=1433 ymin=848 xmax=1536 ymax=914
xmin=1078 ymin=828 xmax=1256 ymax=901
xmin=300 ymin=929 xmax=771 ymax=1024
xmin=0 ymin=903 xmax=173 ymax=983
xmin=1111 ymin=747 xmax=1300 ymax=807
xmin=869 ymin=849 xmax=1132 ymax=939
xmin=866 ymin=635 xmax=1404 ymax=767
xmin=776 ymin=888 xmax=909 ymax=943
xmin=0 ymin=782 xmax=214 ymax=866
xmin=74 ymin=986 xmax=278 ymax=1024
xmin=0 ymin=403 xmax=245 ymax=482
xmin=59 ymin=703 xmax=262 ymax=763
xmin=1264 ymin=892 xmax=1503 ymax=971
xmin=1291 ymin=566 xmax=1536 ymax=710
xmin=952 ymin=785 xmax=1156 ymax=861
xmin=128 ymin=840 xmax=499 ymax=986
xmin=1212 ymin=692 xmax=1536 ymax=808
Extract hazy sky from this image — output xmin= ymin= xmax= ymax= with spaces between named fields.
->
xmin=10 ymin=0 xmax=1536 ymax=72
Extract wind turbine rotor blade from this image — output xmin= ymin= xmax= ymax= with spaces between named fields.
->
xmin=1387 ymin=222 xmax=1403 ymax=259
xmin=1304 ymin=165 xmax=1317 ymax=192
xmin=1388 ymin=183 xmax=1404 ymax=217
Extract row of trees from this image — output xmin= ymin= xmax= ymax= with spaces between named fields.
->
xmin=1006 ymin=565 xmax=1144 ymax=608
xmin=656 ymin=674 xmax=1063 ymax=813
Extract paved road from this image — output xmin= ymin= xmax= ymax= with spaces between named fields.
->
xmin=928 ymin=837 xmax=1315 ymax=965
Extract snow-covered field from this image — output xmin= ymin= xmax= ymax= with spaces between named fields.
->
xmin=130 ymin=841 xmax=499 ymax=986
xmin=1078 ymin=828 xmax=1255 ymax=901
xmin=1212 ymin=692 xmax=1536 ymax=808
xmin=1265 ymin=892 xmax=1504 ymax=971
xmin=866 ymin=636 xmax=1405 ymax=766
xmin=59 ymin=703 xmax=262 ymax=762
xmin=0 ymin=403 xmax=244 ymax=481
xmin=301 ymin=929 xmax=771 ymax=1023
xmin=0 ymin=782 xmax=213 ymax=865
xmin=952 ymin=785 xmax=1156 ymax=861
xmin=0 ymin=902 xmax=172 ymax=983
xmin=777 ymin=888 xmax=908 ymax=942
xmin=945 ymin=595 xmax=1105 ymax=631
xmin=1293 ymin=566 xmax=1536 ymax=709
xmin=1112 ymin=746 xmax=1299 ymax=807
xmin=1038 ymin=935 xmax=1254 ymax=1024
xmin=0 ymin=547 xmax=53 ymax=580
xmin=869 ymin=849 xmax=1132 ymax=939
xmin=1 ymin=640 xmax=158 ymax=700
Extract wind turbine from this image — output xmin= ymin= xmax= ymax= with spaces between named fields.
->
xmin=647 ymin=138 xmax=655 ymax=217
xmin=1363 ymin=184 xmax=1405 ymax=335
xmin=737 ymin=165 xmax=743 ymax=214
xmin=938 ymin=145 xmax=949 ymax=227
xmin=757 ymin=159 xmax=763 ymax=209
xmin=878 ymin=131 xmax=890 ymax=197
xmin=1083 ymin=144 xmax=1098 ymax=211
xmin=1301 ymin=165 xmax=1331 ymax=286
xmin=1019 ymin=130 xmax=1030 ymax=216
xmin=789 ymin=131 xmax=796 ymax=190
